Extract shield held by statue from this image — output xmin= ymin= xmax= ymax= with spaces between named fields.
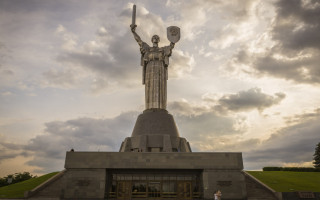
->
xmin=167 ymin=26 xmax=180 ymax=43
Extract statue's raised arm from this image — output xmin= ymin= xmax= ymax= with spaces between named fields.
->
xmin=131 ymin=25 xmax=143 ymax=47
xmin=130 ymin=5 xmax=144 ymax=47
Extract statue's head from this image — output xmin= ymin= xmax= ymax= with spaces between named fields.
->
xmin=151 ymin=35 xmax=160 ymax=44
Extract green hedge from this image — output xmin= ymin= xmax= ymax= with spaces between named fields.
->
xmin=263 ymin=167 xmax=320 ymax=172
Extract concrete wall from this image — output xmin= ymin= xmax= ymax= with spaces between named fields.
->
xmin=64 ymin=152 xmax=245 ymax=199
xmin=203 ymin=169 xmax=247 ymax=200
xmin=63 ymin=169 xmax=105 ymax=199
xmin=65 ymin=152 xmax=244 ymax=170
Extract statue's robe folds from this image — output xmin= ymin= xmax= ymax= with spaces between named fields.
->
xmin=139 ymin=42 xmax=173 ymax=110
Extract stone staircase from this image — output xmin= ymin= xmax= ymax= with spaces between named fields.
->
xmin=25 ymin=170 xmax=66 ymax=199
xmin=244 ymin=171 xmax=279 ymax=200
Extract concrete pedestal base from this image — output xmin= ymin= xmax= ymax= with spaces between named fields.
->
xmin=120 ymin=109 xmax=192 ymax=152
xmin=26 ymin=152 xmax=248 ymax=200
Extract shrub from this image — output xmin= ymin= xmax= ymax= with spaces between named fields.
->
xmin=263 ymin=167 xmax=320 ymax=172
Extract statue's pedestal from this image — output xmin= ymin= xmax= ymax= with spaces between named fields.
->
xmin=120 ymin=109 xmax=192 ymax=152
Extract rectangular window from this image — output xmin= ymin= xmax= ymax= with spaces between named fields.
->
xmin=192 ymin=180 xmax=201 ymax=198
xmin=162 ymin=181 xmax=176 ymax=198
xmin=109 ymin=181 xmax=116 ymax=198
xmin=132 ymin=182 xmax=147 ymax=198
xmin=148 ymin=182 xmax=161 ymax=197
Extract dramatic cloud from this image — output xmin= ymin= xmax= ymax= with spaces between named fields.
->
xmin=170 ymin=50 xmax=195 ymax=78
xmin=203 ymin=88 xmax=286 ymax=112
xmin=273 ymin=0 xmax=320 ymax=51
xmin=209 ymin=0 xmax=260 ymax=49
xmin=168 ymin=100 xmax=248 ymax=148
xmin=169 ymin=100 xmax=319 ymax=170
xmin=244 ymin=108 xmax=320 ymax=169
xmin=217 ymin=88 xmax=285 ymax=112
xmin=0 ymin=142 xmax=23 ymax=162
xmin=168 ymin=100 xmax=208 ymax=116
xmin=253 ymin=51 xmax=320 ymax=84
xmin=225 ymin=0 xmax=320 ymax=84
xmin=54 ymin=24 xmax=140 ymax=90
xmin=180 ymin=107 xmax=320 ymax=170
xmin=0 ymin=111 xmax=137 ymax=173
xmin=26 ymin=112 xmax=137 ymax=173
xmin=166 ymin=0 xmax=217 ymax=41
xmin=167 ymin=88 xmax=287 ymax=150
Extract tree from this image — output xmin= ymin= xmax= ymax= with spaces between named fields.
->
xmin=0 ymin=172 xmax=36 ymax=187
xmin=314 ymin=142 xmax=320 ymax=168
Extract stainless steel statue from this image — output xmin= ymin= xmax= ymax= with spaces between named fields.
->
xmin=130 ymin=5 xmax=180 ymax=110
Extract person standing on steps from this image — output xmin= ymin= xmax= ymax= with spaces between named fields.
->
xmin=217 ymin=190 xmax=222 ymax=200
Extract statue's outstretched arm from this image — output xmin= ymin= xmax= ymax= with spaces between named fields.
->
xmin=164 ymin=42 xmax=175 ymax=57
xmin=131 ymin=26 xmax=143 ymax=47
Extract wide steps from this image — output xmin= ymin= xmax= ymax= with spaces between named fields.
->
xmin=245 ymin=172 xmax=278 ymax=200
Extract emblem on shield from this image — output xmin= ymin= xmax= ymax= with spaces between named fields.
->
xmin=167 ymin=26 xmax=180 ymax=43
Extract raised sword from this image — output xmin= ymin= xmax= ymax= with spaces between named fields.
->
xmin=130 ymin=4 xmax=137 ymax=29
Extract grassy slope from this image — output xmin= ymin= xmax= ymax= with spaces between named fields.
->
xmin=247 ymin=171 xmax=320 ymax=192
xmin=0 ymin=172 xmax=59 ymax=199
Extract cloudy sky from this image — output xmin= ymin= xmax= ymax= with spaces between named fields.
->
xmin=1 ymin=0 xmax=320 ymax=176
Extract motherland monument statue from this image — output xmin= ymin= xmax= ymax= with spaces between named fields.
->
xmin=119 ymin=5 xmax=191 ymax=153
xmin=130 ymin=4 xmax=180 ymax=110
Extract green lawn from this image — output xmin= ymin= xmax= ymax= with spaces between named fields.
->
xmin=247 ymin=171 xmax=320 ymax=192
xmin=0 ymin=172 xmax=59 ymax=199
